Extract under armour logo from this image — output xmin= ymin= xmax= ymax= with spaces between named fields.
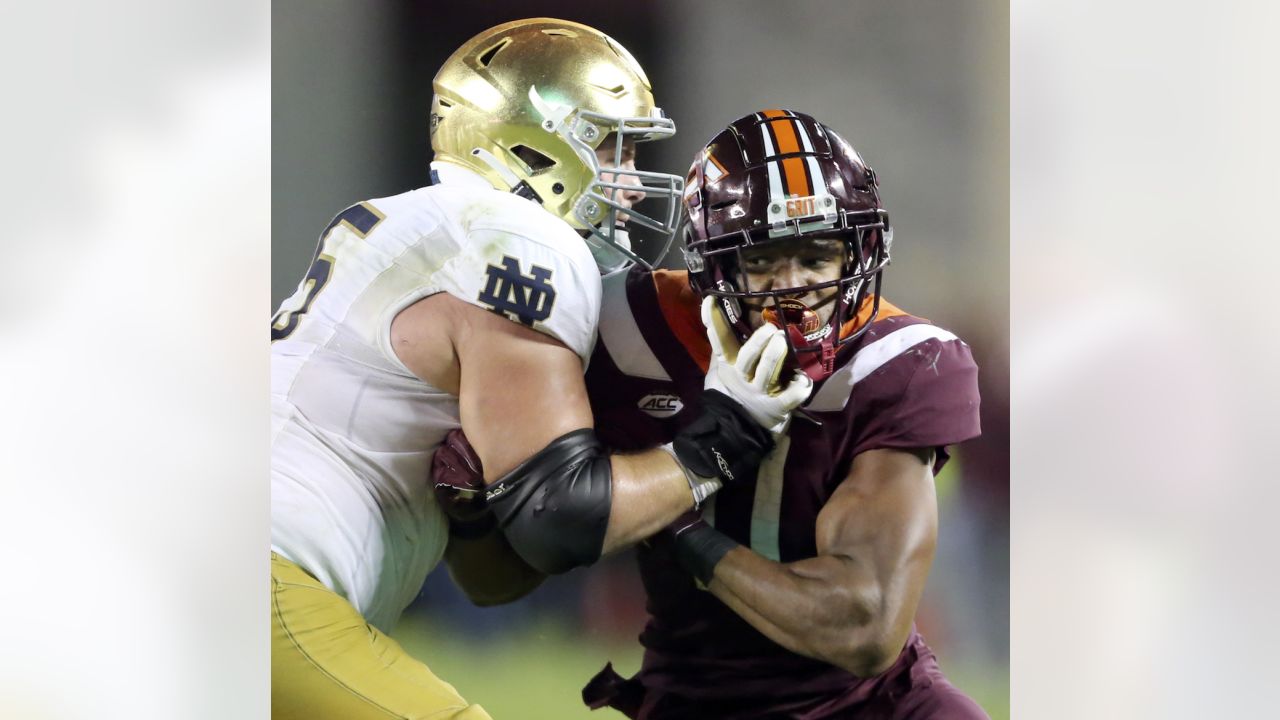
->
xmin=484 ymin=480 xmax=511 ymax=502
xmin=712 ymin=447 xmax=733 ymax=481
xmin=478 ymin=256 xmax=556 ymax=327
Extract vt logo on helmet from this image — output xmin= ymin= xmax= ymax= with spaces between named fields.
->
xmin=682 ymin=110 xmax=893 ymax=383
xmin=430 ymin=18 xmax=685 ymax=273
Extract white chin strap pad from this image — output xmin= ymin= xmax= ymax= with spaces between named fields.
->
xmin=529 ymin=85 xmax=574 ymax=131
xmin=469 ymin=147 xmax=522 ymax=189
xmin=612 ymin=227 xmax=632 ymax=252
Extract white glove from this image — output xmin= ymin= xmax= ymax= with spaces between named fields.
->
xmin=701 ymin=296 xmax=813 ymax=433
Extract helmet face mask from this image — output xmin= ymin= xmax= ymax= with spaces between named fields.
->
xmin=530 ymin=96 xmax=685 ymax=274
xmin=431 ymin=19 xmax=684 ymax=273
xmin=683 ymin=110 xmax=893 ymax=382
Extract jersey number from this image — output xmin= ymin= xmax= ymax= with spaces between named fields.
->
xmin=271 ymin=202 xmax=385 ymax=341
xmin=271 ymin=254 xmax=334 ymax=340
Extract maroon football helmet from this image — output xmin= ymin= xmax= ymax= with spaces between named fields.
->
xmin=682 ymin=110 xmax=892 ymax=383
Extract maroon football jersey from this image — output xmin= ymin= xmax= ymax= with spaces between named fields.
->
xmin=584 ymin=267 xmax=982 ymax=716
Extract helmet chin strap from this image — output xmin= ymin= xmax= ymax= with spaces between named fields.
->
xmin=469 ymin=147 xmax=521 ymax=189
xmin=528 ymin=85 xmax=573 ymax=132
xmin=581 ymin=225 xmax=634 ymax=274
xmin=751 ymin=293 xmax=843 ymax=382
xmin=470 ymin=147 xmax=544 ymax=205
xmin=611 ymin=227 xmax=632 ymax=253
xmin=793 ymin=333 xmax=837 ymax=382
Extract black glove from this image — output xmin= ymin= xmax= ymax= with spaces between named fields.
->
xmin=671 ymin=389 xmax=775 ymax=486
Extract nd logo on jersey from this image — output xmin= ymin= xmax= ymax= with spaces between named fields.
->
xmin=478 ymin=256 xmax=556 ymax=327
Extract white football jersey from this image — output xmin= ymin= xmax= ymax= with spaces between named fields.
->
xmin=270 ymin=163 xmax=601 ymax=631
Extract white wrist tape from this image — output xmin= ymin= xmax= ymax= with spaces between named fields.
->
xmin=659 ymin=442 xmax=723 ymax=509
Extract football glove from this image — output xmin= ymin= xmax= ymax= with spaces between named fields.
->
xmin=432 ymin=428 xmax=497 ymax=538
xmin=668 ymin=299 xmax=812 ymax=488
xmin=701 ymin=296 xmax=813 ymax=434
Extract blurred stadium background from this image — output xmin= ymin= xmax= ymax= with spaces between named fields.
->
xmin=273 ymin=1 xmax=1009 ymax=717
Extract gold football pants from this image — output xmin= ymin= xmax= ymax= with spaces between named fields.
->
xmin=271 ymin=553 xmax=491 ymax=720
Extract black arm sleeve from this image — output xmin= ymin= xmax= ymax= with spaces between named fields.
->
xmin=483 ymin=429 xmax=612 ymax=575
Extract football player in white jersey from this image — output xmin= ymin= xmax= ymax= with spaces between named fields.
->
xmin=270 ymin=19 xmax=811 ymax=720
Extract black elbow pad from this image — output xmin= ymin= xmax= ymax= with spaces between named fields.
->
xmin=483 ymin=429 xmax=612 ymax=575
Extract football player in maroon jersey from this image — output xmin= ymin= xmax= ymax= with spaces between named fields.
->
xmin=435 ymin=110 xmax=988 ymax=719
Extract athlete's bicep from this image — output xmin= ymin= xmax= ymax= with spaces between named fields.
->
xmin=815 ymin=447 xmax=938 ymax=642
xmin=452 ymin=302 xmax=594 ymax=481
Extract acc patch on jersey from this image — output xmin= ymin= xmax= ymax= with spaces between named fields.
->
xmin=478 ymin=255 xmax=557 ymax=326
xmin=637 ymin=392 xmax=683 ymax=418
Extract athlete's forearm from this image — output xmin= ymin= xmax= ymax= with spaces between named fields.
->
xmin=443 ymin=527 xmax=546 ymax=606
xmin=601 ymin=450 xmax=697 ymax=555
xmin=708 ymin=548 xmax=896 ymax=676
xmin=601 ymin=386 xmax=786 ymax=555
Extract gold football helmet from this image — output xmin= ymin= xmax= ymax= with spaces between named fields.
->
xmin=431 ymin=18 xmax=684 ymax=272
